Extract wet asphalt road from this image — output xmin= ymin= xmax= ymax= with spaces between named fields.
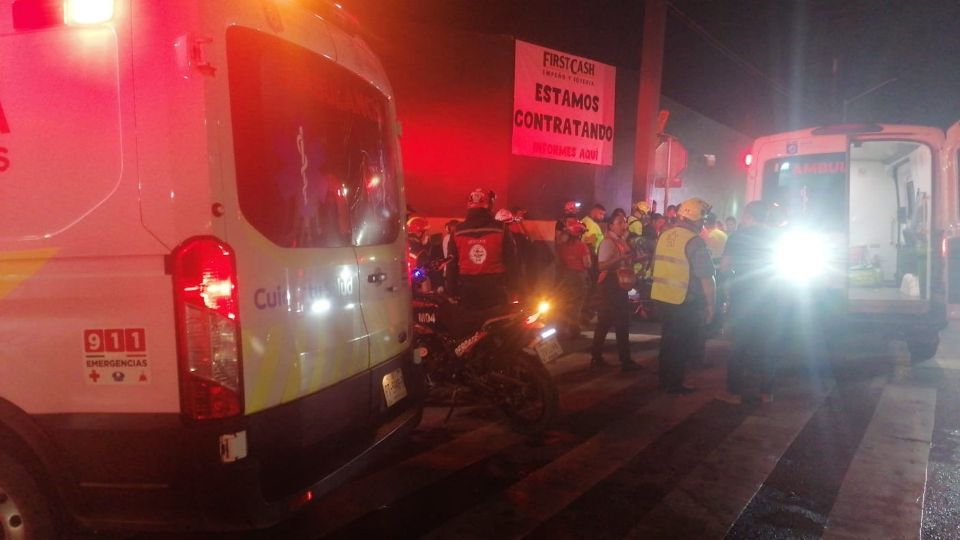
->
xmin=141 ymin=321 xmax=960 ymax=539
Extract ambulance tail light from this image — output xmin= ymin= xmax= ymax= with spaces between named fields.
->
xmin=64 ymin=0 xmax=114 ymax=25
xmin=172 ymin=237 xmax=244 ymax=421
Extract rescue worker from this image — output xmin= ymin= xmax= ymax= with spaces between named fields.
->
xmin=700 ymin=212 xmax=728 ymax=265
xmin=627 ymin=201 xmax=652 ymax=276
xmin=556 ymin=218 xmax=592 ymax=339
xmin=555 ymin=200 xmax=581 ymax=243
xmin=581 ymin=204 xmax=607 ymax=255
xmin=701 ymin=211 xmax=729 ymax=337
xmin=406 ymin=216 xmax=431 ymax=269
xmin=627 ymin=201 xmax=649 ymax=245
xmin=580 ymin=204 xmax=607 ymax=324
xmin=717 ymin=201 xmax=777 ymax=404
xmin=447 ymin=188 xmax=519 ymax=310
xmin=651 ymin=198 xmax=716 ymax=394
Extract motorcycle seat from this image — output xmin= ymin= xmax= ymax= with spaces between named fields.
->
xmin=438 ymin=302 xmax=516 ymax=337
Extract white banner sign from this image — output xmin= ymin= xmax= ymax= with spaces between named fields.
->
xmin=512 ymin=40 xmax=616 ymax=165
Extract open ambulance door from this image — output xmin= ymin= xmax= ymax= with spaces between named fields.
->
xmin=943 ymin=121 xmax=960 ymax=318
xmin=846 ymin=136 xmax=937 ymax=316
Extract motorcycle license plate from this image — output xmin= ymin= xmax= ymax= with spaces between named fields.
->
xmin=535 ymin=336 xmax=563 ymax=363
xmin=382 ymin=368 xmax=408 ymax=408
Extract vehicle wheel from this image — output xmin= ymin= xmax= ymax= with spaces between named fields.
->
xmin=495 ymin=353 xmax=559 ymax=435
xmin=0 ymin=449 xmax=60 ymax=540
xmin=907 ymin=336 xmax=939 ymax=363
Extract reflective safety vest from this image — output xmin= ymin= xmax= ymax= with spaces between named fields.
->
xmin=651 ymin=227 xmax=696 ymax=304
xmin=455 ymin=228 xmax=506 ymax=275
xmin=627 ymin=215 xmax=643 ymax=239
xmin=581 ymin=216 xmax=604 ymax=254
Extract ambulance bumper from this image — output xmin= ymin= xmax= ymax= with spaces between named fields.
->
xmin=40 ymin=348 xmax=425 ymax=532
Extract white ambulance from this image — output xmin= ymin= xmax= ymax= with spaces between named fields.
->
xmin=746 ymin=123 xmax=960 ymax=361
xmin=0 ymin=0 xmax=423 ymax=535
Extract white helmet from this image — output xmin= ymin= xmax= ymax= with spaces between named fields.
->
xmin=494 ymin=209 xmax=514 ymax=222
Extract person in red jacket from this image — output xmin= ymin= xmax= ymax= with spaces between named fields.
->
xmin=556 ymin=218 xmax=592 ymax=338
xmin=446 ymin=188 xmax=519 ymax=310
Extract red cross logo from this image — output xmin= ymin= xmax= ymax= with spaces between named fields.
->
xmin=88 ymin=370 xmax=101 ymax=383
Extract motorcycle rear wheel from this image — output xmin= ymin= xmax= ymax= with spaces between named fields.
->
xmin=495 ymin=352 xmax=559 ymax=435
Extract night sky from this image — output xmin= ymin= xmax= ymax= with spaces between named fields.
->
xmin=343 ymin=0 xmax=960 ymax=137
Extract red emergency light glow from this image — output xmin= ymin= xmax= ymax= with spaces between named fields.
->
xmin=172 ymin=237 xmax=244 ymax=421
xmin=743 ymin=153 xmax=754 ymax=167
xmin=11 ymin=0 xmax=62 ymax=29
xmin=12 ymin=0 xmax=113 ymax=30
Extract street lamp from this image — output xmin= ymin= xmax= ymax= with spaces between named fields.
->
xmin=842 ymin=77 xmax=898 ymax=122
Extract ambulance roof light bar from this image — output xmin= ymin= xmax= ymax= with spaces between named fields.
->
xmin=12 ymin=0 xmax=113 ymax=31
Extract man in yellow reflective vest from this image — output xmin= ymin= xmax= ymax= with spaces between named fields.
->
xmin=651 ymin=198 xmax=717 ymax=394
xmin=580 ymin=204 xmax=607 ymax=254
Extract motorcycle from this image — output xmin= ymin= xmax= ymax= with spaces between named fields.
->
xmin=411 ymin=262 xmax=561 ymax=435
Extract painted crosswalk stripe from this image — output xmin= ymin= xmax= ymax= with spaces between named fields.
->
xmin=581 ymin=330 xmax=659 ymax=343
xmin=624 ymin=380 xmax=831 ymax=539
xmin=422 ymin=370 xmax=720 ymax=539
xmin=302 ymin=368 xmax=645 ymax=536
xmin=823 ymin=384 xmax=936 ymax=539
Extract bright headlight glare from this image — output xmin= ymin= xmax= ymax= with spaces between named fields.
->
xmin=774 ymin=230 xmax=829 ymax=281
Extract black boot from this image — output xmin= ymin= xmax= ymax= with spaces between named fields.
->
xmin=590 ymin=355 xmax=611 ymax=368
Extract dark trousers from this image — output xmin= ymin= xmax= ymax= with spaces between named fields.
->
xmin=591 ymin=278 xmax=631 ymax=363
xmin=558 ymin=268 xmax=589 ymax=336
xmin=657 ymin=299 xmax=705 ymax=389
xmin=459 ymin=274 xmax=508 ymax=311
xmin=727 ymin=295 xmax=777 ymax=395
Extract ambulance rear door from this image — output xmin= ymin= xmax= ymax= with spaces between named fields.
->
xmin=213 ymin=8 xmax=372 ymax=415
xmin=750 ymin=130 xmax=850 ymax=295
xmin=328 ymin=31 xmax=412 ymax=376
xmin=845 ymin=128 xmax=941 ymax=316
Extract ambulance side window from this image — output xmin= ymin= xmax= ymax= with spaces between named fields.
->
xmin=226 ymin=28 xmax=400 ymax=248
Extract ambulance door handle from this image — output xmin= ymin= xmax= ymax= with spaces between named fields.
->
xmin=367 ymin=271 xmax=387 ymax=284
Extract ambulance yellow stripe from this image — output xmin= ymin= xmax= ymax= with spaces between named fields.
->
xmin=307 ymin=344 xmax=328 ymax=394
xmin=281 ymin=352 xmax=302 ymax=404
xmin=248 ymin=326 xmax=283 ymax=413
xmin=0 ymin=248 xmax=59 ymax=300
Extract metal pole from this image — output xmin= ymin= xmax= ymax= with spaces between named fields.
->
xmin=663 ymin=136 xmax=671 ymax=208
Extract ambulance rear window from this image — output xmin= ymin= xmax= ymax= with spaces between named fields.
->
xmin=226 ymin=28 xmax=401 ymax=248
xmin=761 ymin=152 xmax=847 ymax=232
